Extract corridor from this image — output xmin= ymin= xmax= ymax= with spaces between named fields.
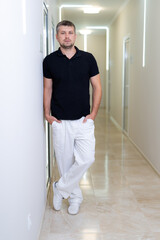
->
xmin=39 ymin=109 xmax=160 ymax=240
xmin=1 ymin=0 xmax=160 ymax=239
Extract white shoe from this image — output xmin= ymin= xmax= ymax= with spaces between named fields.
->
xmin=68 ymin=203 xmax=80 ymax=215
xmin=53 ymin=182 xmax=63 ymax=211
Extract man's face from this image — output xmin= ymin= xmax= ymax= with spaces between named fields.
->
xmin=56 ymin=26 xmax=76 ymax=49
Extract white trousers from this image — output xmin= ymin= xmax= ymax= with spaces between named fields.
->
xmin=52 ymin=116 xmax=95 ymax=204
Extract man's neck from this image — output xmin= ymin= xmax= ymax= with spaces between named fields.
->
xmin=60 ymin=46 xmax=76 ymax=59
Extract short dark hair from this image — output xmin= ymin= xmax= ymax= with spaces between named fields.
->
xmin=56 ymin=20 xmax=76 ymax=34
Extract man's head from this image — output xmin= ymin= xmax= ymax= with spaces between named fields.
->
xmin=56 ymin=20 xmax=76 ymax=50
xmin=56 ymin=20 xmax=76 ymax=34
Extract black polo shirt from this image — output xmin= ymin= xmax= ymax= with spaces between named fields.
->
xmin=43 ymin=47 xmax=99 ymax=120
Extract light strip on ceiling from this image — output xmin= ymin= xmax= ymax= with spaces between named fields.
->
xmin=79 ymin=30 xmax=92 ymax=35
xmin=83 ymin=7 xmax=101 ymax=14
xmin=86 ymin=26 xmax=110 ymax=71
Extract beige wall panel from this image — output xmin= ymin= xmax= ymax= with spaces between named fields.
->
xmin=87 ymin=34 xmax=106 ymax=108
xmin=75 ymin=33 xmax=84 ymax=50
xmin=110 ymin=0 xmax=160 ymax=173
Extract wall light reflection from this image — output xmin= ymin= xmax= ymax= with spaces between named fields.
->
xmin=143 ymin=0 xmax=147 ymax=67
xmin=22 ymin=0 xmax=26 ymax=35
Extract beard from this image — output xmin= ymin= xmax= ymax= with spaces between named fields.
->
xmin=60 ymin=43 xmax=74 ymax=49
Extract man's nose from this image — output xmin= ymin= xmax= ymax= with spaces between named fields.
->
xmin=65 ymin=33 xmax=69 ymax=38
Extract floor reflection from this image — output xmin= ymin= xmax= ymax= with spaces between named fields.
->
xmin=39 ymin=109 xmax=160 ymax=240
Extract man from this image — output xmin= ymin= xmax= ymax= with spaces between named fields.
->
xmin=43 ymin=20 xmax=102 ymax=215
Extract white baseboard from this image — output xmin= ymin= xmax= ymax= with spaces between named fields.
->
xmin=128 ymin=136 xmax=160 ymax=176
xmin=110 ymin=115 xmax=122 ymax=131
xmin=37 ymin=193 xmax=47 ymax=240
xmin=110 ymin=114 xmax=160 ymax=176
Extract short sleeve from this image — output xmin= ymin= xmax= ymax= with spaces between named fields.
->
xmin=89 ymin=54 xmax=99 ymax=78
xmin=43 ymin=57 xmax=52 ymax=78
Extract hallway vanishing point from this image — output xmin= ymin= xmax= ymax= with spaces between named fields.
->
xmin=40 ymin=109 xmax=160 ymax=240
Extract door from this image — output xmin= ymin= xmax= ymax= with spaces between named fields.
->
xmin=43 ymin=3 xmax=51 ymax=187
xmin=123 ymin=37 xmax=130 ymax=134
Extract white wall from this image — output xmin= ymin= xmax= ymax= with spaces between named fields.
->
xmin=0 ymin=0 xmax=52 ymax=239
xmin=109 ymin=0 xmax=160 ymax=173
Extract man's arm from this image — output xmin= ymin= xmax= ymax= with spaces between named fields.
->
xmin=43 ymin=77 xmax=61 ymax=124
xmin=83 ymin=73 xmax=102 ymax=122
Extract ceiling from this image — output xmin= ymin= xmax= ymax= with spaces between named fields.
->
xmin=57 ymin=0 xmax=130 ymax=34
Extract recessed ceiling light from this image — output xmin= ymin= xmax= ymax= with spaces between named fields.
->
xmin=79 ymin=30 xmax=92 ymax=35
xmin=83 ymin=7 xmax=101 ymax=14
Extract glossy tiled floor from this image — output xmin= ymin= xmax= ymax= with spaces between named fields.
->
xmin=39 ymin=109 xmax=160 ymax=240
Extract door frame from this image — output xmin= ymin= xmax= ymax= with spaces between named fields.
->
xmin=43 ymin=2 xmax=51 ymax=187
xmin=122 ymin=35 xmax=130 ymax=135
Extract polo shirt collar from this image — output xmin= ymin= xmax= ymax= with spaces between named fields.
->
xmin=57 ymin=46 xmax=81 ymax=58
